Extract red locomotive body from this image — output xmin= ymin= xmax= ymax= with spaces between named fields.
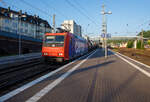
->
xmin=42 ymin=32 xmax=88 ymax=62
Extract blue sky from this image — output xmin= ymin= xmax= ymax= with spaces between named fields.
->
xmin=1 ymin=0 xmax=150 ymax=37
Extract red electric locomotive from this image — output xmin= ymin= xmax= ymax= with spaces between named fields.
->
xmin=42 ymin=32 xmax=88 ymax=62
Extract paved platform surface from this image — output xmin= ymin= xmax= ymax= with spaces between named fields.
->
xmin=1 ymin=48 xmax=150 ymax=102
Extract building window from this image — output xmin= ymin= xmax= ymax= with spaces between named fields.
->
xmin=5 ymin=27 xmax=10 ymax=31
xmin=40 ymin=23 xmax=44 ymax=27
xmin=31 ymin=24 xmax=34 ymax=28
xmin=21 ymin=22 xmax=24 ymax=26
xmin=40 ymin=29 xmax=43 ymax=33
xmin=30 ymin=19 xmax=33 ymax=23
xmin=25 ymin=23 xmax=28 ymax=27
xmin=20 ymin=28 xmax=23 ymax=33
xmin=12 ymin=29 xmax=17 ymax=33
xmin=25 ymin=29 xmax=28 ymax=34
xmin=4 ymin=13 xmax=8 ymax=17
xmin=12 ymin=22 xmax=17 ymax=28
xmin=23 ymin=17 xmax=26 ymax=21
xmin=5 ymin=19 xmax=9 ymax=23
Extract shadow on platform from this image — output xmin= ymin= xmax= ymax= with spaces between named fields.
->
xmin=71 ymin=60 xmax=116 ymax=76
xmin=43 ymin=60 xmax=116 ymax=83
xmin=100 ymin=70 xmax=139 ymax=102
xmin=86 ymin=48 xmax=115 ymax=60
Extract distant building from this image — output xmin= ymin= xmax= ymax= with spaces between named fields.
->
xmin=82 ymin=35 xmax=90 ymax=41
xmin=0 ymin=7 xmax=52 ymax=39
xmin=108 ymin=36 xmax=138 ymax=40
xmin=61 ymin=20 xmax=82 ymax=36
xmin=90 ymin=36 xmax=100 ymax=42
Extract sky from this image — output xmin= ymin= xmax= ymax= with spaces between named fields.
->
xmin=0 ymin=0 xmax=150 ymax=37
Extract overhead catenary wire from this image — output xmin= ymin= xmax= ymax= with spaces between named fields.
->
xmin=65 ymin=0 xmax=99 ymax=27
xmin=73 ymin=0 xmax=100 ymax=24
xmin=73 ymin=0 xmax=97 ymax=20
xmin=19 ymin=0 xmax=51 ymax=17
xmin=0 ymin=0 xmax=7 ymax=6
xmin=39 ymin=0 xmax=68 ymax=19
xmin=138 ymin=20 xmax=150 ymax=29
xmin=73 ymin=0 xmax=89 ymax=14
xmin=2 ymin=0 xmax=100 ymax=34
xmin=19 ymin=0 xmax=72 ymax=26
xmin=39 ymin=0 xmax=69 ymax=25
xmin=0 ymin=0 xmax=28 ymax=13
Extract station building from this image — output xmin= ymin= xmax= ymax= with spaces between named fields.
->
xmin=61 ymin=20 xmax=82 ymax=37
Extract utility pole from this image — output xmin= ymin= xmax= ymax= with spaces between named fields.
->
xmin=52 ymin=14 xmax=56 ymax=33
xmin=101 ymin=4 xmax=112 ymax=58
xmin=141 ymin=29 xmax=144 ymax=48
xmin=101 ymin=5 xmax=106 ymax=53
xmin=18 ymin=10 xmax=22 ymax=56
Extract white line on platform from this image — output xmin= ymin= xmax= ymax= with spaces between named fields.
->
xmin=116 ymin=52 xmax=150 ymax=69
xmin=0 ymin=50 xmax=96 ymax=102
xmin=115 ymin=53 xmax=150 ymax=78
xmin=108 ymin=49 xmax=150 ymax=69
xmin=25 ymin=50 xmax=97 ymax=102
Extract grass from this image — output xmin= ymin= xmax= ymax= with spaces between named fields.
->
xmin=111 ymin=48 xmax=119 ymax=52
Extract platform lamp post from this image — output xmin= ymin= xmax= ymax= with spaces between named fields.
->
xmin=37 ymin=16 xmax=40 ymax=39
xmin=35 ymin=16 xmax=39 ymax=39
xmin=101 ymin=4 xmax=112 ymax=58
xmin=17 ymin=10 xmax=26 ymax=56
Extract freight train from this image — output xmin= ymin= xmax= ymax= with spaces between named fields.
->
xmin=42 ymin=31 xmax=88 ymax=62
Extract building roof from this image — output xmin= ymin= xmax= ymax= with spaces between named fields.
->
xmin=0 ymin=7 xmax=51 ymax=28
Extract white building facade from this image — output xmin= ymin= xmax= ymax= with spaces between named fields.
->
xmin=61 ymin=20 xmax=82 ymax=37
xmin=0 ymin=7 xmax=52 ymax=39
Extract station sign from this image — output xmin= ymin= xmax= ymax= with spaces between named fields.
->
xmin=101 ymin=33 xmax=111 ymax=38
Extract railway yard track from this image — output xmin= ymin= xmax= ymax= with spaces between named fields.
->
xmin=0 ymin=58 xmax=63 ymax=96
xmin=0 ymin=50 xmax=94 ymax=97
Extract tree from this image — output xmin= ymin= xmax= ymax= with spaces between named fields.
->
xmin=148 ymin=40 xmax=150 ymax=45
xmin=107 ymin=39 xmax=128 ymax=44
xmin=136 ymin=40 xmax=144 ymax=49
xmin=127 ymin=40 xmax=134 ymax=48
xmin=137 ymin=30 xmax=150 ymax=38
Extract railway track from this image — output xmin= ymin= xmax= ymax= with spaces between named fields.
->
xmin=0 ymin=50 xmax=95 ymax=96
xmin=0 ymin=58 xmax=62 ymax=96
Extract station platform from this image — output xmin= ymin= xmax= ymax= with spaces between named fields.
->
xmin=1 ymin=48 xmax=150 ymax=102
xmin=0 ymin=53 xmax=41 ymax=69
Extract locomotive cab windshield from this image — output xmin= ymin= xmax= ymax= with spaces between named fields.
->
xmin=43 ymin=35 xmax=65 ymax=47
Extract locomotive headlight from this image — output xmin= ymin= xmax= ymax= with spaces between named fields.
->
xmin=58 ymin=53 xmax=63 ymax=56
xmin=43 ymin=53 xmax=48 ymax=55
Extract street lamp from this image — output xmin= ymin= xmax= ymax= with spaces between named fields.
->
xmin=35 ymin=16 xmax=40 ymax=39
xmin=101 ymin=4 xmax=112 ymax=58
xmin=17 ymin=10 xmax=26 ymax=56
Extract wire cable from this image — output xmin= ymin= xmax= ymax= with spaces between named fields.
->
xmin=40 ymin=0 xmax=68 ymax=19
xmin=19 ymin=0 xmax=51 ymax=17
xmin=65 ymin=0 xmax=99 ymax=27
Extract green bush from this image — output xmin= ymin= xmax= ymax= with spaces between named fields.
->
xmin=127 ymin=41 xmax=134 ymax=48
xmin=136 ymin=40 xmax=144 ymax=49
xmin=148 ymin=40 xmax=150 ymax=45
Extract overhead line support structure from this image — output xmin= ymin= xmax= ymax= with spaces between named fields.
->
xmin=101 ymin=4 xmax=112 ymax=58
